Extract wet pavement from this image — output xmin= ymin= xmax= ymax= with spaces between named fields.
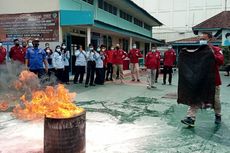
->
xmin=0 ymin=71 xmax=230 ymax=153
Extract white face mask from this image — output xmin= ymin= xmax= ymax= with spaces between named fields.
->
xmin=102 ymin=49 xmax=106 ymax=52
xmin=56 ymin=48 xmax=61 ymax=52
xmin=133 ymin=45 xmax=136 ymax=49
xmin=199 ymin=40 xmax=208 ymax=45
xmin=0 ymin=43 xmax=2 ymax=47
xmin=152 ymin=49 xmax=155 ymax=52
xmin=97 ymin=48 xmax=100 ymax=52
xmin=46 ymin=49 xmax=50 ymax=53
xmin=168 ymin=46 xmax=172 ymax=49
xmin=111 ymin=48 xmax=114 ymax=50
xmin=62 ymin=46 xmax=66 ymax=49
xmin=90 ymin=47 xmax=93 ymax=50
xmin=28 ymin=42 xmax=33 ymax=47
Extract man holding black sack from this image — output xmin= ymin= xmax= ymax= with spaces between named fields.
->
xmin=178 ymin=32 xmax=224 ymax=127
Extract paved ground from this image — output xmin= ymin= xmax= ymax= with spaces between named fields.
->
xmin=0 ymin=70 xmax=230 ymax=153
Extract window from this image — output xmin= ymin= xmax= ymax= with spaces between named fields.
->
xmin=98 ymin=0 xmax=117 ymax=15
xmin=120 ymin=10 xmax=132 ymax=22
xmin=82 ymin=0 xmax=94 ymax=5
xmin=144 ymin=23 xmax=152 ymax=30
xmin=134 ymin=18 xmax=143 ymax=27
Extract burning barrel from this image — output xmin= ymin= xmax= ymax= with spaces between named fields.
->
xmin=44 ymin=110 xmax=86 ymax=153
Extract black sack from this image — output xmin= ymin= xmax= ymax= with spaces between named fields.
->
xmin=177 ymin=45 xmax=216 ymax=108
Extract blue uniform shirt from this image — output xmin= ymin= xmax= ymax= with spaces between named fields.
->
xmin=25 ymin=47 xmax=46 ymax=70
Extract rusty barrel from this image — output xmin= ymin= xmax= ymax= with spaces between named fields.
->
xmin=44 ymin=111 xmax=86 ymax=153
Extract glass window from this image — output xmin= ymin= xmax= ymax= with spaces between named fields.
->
xmin=82 ymin=0 xmax=93 ymax=5
xmin=134 ymin=18 xmax=143 ymax=27
xmin=98 ymin=0 xmax=117 ymax=15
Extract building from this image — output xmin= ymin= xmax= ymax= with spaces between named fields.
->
xmin=133 ymin=0 xmax=230 ymax=42
xmin=0 ymin=0 xmax=163 ymax=71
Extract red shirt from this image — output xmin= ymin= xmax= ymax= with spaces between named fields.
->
xmin=155 ymin=50 xmax=161 ymax=68
xmin=9 ymin=46 xmax=26 ymax=63
xmin=112 ymin=49 xmax=127 ymax=64
xmin=105 ymin=50 xmax=114 ymax=63
xmin=210 ymin=45 xmax=224 ymax=86
xmin=128 ymin=49 xmax=143 ymax=63
xmin=145 ymin=52 xmax=158 ymax=69
xmin=163 ymin=49 xmax=176 ymax=66
xmin=0 ymin=47 xmax=7 ymax=64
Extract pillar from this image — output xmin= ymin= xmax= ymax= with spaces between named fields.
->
xmin=87 ymin=27 xmax=91 ymax=46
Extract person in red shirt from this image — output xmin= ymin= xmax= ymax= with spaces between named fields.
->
xmin=151 ymin=44 xmax=161 ymax=83
xmin=181 ymin=32 xmax=224 ymax=126
xmin=0 ymin=41 xmax=7 ymax=64
xmin=128 ymin=44 xmax=143 ymax=82
xmin=105 ymin=46 xmax=114 ymax=81
xmin=162 ymin=45 xmax=176 ymax=85
xmin=145 ymin=49 xmax=158 ymax=89
xmin=112 ymin=44 xmax=127 ymax=83
xmin=9 ymin=39 xmax=26 ymax=64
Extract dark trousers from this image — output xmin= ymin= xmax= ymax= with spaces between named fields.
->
xmin=155 ymin=68 xmax=159 ymax=82
xmin=106 ymin=63 xmax=113 ymax=80
xmin=48 ymin=68 xmax=55 ymax=78
xmin=95 ymin=68 xmax=105 ymax=85
xmin=74 ymin=66 xmax=85 ymax=83
xmin=226 ymin=65 xmax=230 ymax=75
xmin=63 ymin=66 xmax=70 ymax=83
xmin=55 ymin=68 xmax=64 ymax=82
xmin=163 ymin=66 xmax=173 ymax=84
xmin=85 ymin=61 xmax=96 ymax=85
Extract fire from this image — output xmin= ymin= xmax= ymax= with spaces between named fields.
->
xmin=12 ymin=71 xmax=84 ymax=120
xmin=0 ymin=101 xmax=9 ymax=111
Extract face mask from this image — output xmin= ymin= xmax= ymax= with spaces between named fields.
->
xmin=90 ymin=47 xmax=93 ymax=50
xmin=56 ymin=48 xmax=61 ymax=52
xmin=28 ymin=42 xmax=33 ymax=47
xmin=133 ymin=45 xmax=136 ymax=49
xmin=62 ymin=46 xmax=66 ymax=49
xmin=168 ymin=46 xmax=172 ymax=49
xmin=46 ymin=49 xmax=50 ymax=53
xmin=152 ymin=49 xmax=155 ymax=52
xmin=97 ymin=48 xmax=100 ymax=52
xmin=0 ymin=43 xmax=2 ymax=47
xmin=102 ymin=49 xmax=106 ymax=52
xmin=199 ymin=40 xmax=208 ymax=45
xmin=74 ymin=47 xmax=77 ymax=50
xmin=111 ymin=48 xmax=114 ymax=50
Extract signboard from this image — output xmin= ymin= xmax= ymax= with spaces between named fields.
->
xmin=222 ymin=30 xmax=230 ymax=46
xmin=0 ymin=11 xmax=59 ymax=42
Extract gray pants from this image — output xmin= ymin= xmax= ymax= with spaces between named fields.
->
xmin=147 ymin=69 xmax=156 ymax=87
xmin=187 ymin=86 xmax=221 ymax=119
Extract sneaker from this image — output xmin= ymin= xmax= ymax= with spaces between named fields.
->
xmin=169 ymin=83 xmax=172 ymax=85
xmin=227 ymin=84 xmax=230 ymax=87
xmin=85 ymin=85 xmax=88 ymax=88
xmin=151 ymin=85 xmax=156 ymax=88
xmin=162 ymin=83 xmax=166 ymax=85
xmin=181 ymin=117 xmax=195 ymax=127
xmin=109 ymin=78 xmax=113 ymax=81
xmin=155 ymin=80 xmax=158 ymax=83
xmin=215 ymin=114 xmax=221 ymax=124
xmin=132 ymin=79 xmax=135 ymax=81
xmin=105 ymin=78 xmax=109 ymax=81
xmin=147 ymin=85 xmax=151 ymax=89
xmin=137 ymin=79 xmax=140 ymax=82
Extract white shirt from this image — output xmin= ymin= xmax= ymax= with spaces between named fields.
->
xmin=75 ymin=50 xmax=87 ymax=66
xmin=52 ymin=51 xmax=64 ymax=69
xmin=62 ymin=50 xmax=70 ymax=66
xmin=94 ymin=52 xmax=105 ymax=68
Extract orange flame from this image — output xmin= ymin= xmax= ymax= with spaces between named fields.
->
xmin=0 ymin=101 xmax=9 ymax=111
xmin=12 ymin=71 xmax=84 ymax=120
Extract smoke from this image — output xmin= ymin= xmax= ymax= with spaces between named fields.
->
xmin=0 ymin=61 xmax=57 ymax=110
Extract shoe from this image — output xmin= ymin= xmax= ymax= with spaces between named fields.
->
xmin=155 ymin=80 xmax=158 ymax=83
xmin=181 ymin=117 xmax=195 ymax=127
xmin=169 ymin=83 xmax=172 ymax=85
xmin=132 ymin=79 xmax=135 ymax=81
xmin=227 ymin=84 xmax=230 ymax=87
xmin=162 ymin=83 xmax=166 ymax=85
xmin=109 ymin=78 xmax=113 ymax=81
xmin=147 ymin=85 xmax=151 ymax=89
xmin=90 ymin=84 xmax=96 ymax=86
xmin=105 ymin=78 xmax=109 ymax=81
xmin=224 ymin=74 xmax=229 ymax=76
xmin=73 ymin=82 xmax=78 ymax=84
xmin=85 ymin=85 xmax=88 ymax=88
xmin=151 ymin=85 xmax=156 ymax=88
xmin=137 ymin=79 xmax=140 ymax=82
xmin=215 ymin=114 xmax=221 ymax=124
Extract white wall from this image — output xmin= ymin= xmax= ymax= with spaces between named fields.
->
xmin=0 ymin=0 xmax=59 ymax=14
xmin=133 ymin=0 xmax=230 ymax=42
